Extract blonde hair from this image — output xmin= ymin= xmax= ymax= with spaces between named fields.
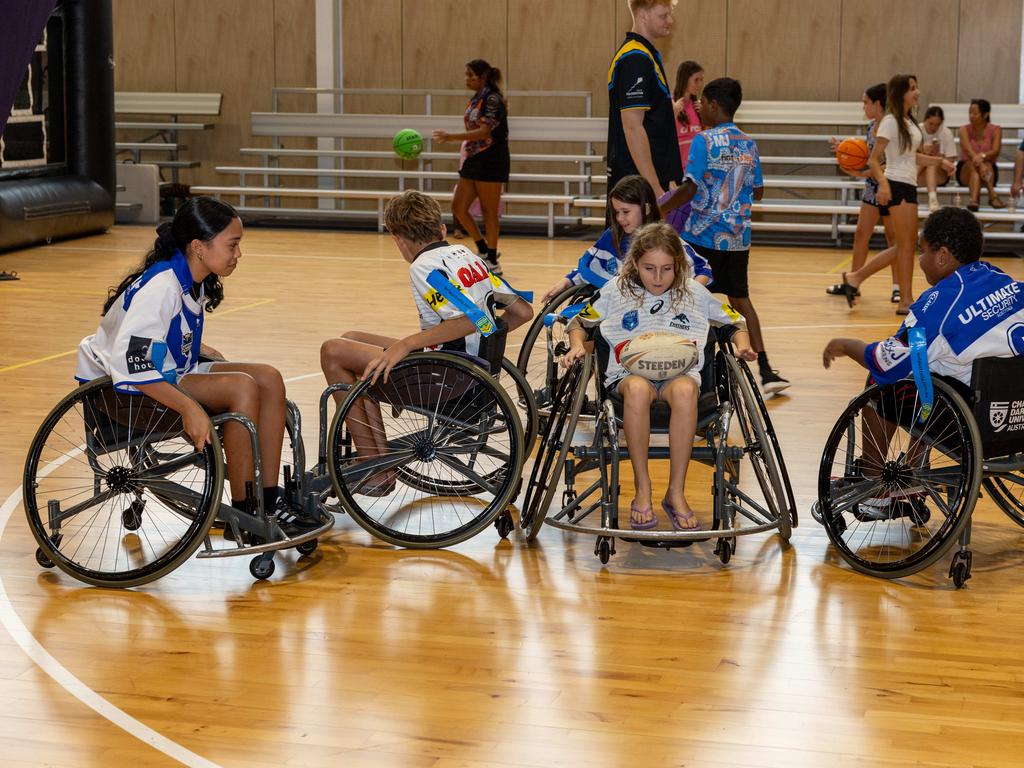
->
xmin=383 ymin=190 xmax=444 ymax=244
xmin=619 ymin=222 xmax=691 ymax=308
xmin=628 ymin=0 xmax=677 ymax=13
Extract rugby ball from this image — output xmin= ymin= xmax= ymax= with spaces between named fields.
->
xmin=615 ymin=331 xmax=699 ymax=381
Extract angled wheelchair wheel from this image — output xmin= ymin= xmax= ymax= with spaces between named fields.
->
xmin=327 ymin=352 xmax=524 ymax=548
xmin=725 ymin=355 xmax=795 ymax=539
xmin=983 ymin=472 xmax=1024 ymax=529
xmin=497 ymin=356 xmax=539 ymax=451
xmin=519 ymin=355 xmax=591 ymax=541
xmin=817 ymin=379 xmax=982 ymax=579
xmin=23 ymin=377 xmax=224 ymax=588
xmin=516 ymin=284 xmax=591 ymax=419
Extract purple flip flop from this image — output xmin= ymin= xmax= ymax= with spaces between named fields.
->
xmin=661 ymin=499 xmax=702 ymax=532
xmin=629 ymin=503 xmax=658 ymax=530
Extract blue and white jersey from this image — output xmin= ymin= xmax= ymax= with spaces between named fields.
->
xmin=865 ymin=261 xmax=1024 ymax=386
xmin=564 ymin=228 xmax=713 ymax=288
xmin=76 ymin=251 xmax=204 ymax=392
xmin=683 ymin=123 xmax=763 ymax=251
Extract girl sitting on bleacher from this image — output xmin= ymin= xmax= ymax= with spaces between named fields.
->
xmin=540 ymin=175 xmax=711 ymax=304
xmin=563 ymin=222 xmax=755 ymax=531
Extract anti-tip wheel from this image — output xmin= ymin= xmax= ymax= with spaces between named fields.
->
xmin=296 ymin=539 xmax=318 ymax=556
xmin=249 ymin=554 xmax=276 ymax=580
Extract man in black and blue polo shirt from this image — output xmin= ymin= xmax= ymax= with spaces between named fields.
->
xmin=607 ymin=0 xmax=683 ymax=200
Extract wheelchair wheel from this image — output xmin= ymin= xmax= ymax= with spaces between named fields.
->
xmin=23 ymin=377 xmax=224 ymax=588
xmin=497 ymin=356 xmax=539 ymax=451
xmin=327 ymin=352 xmax=524 ymax=548
xmin=516 ymin=284 xmax=591 ymax=418
xmin=982 ymin=473 xmax=1024 ymax=529
xmin=519 ymin=355 xmax=591 ymax=541
xmin=817 ymin=379 xmax=982 ymax=579
xmin=725 ymin=355 xmax=795 ymax=539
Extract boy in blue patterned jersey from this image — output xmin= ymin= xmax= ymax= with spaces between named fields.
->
xmin=660 ymin=77 xmax=789 ymax=395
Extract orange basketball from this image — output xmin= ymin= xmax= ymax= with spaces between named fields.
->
xmin=835 ymin=137 xmax=870 ymax=173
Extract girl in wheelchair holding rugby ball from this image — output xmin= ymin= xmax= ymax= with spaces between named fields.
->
xmin=563 ymin=222 xmax=756 ymax=531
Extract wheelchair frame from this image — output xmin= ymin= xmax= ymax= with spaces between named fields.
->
xmin=520 ymin=336 xmax=797 ymax=565
xmin=24 ymin=376 xmax=334 ymax=587
xmin=814 ymin=360 xmax=1024 ymax=588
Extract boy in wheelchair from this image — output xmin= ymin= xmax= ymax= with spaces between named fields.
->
xmin=563 ymin=222 xmax=756 ymax=531
xmin=822 ymin=207 xmax=1024 ymax=517
xmin=320 ymin=190 xmax=533 ymax=493
xmin=76 ymin=197 xmax=318 ymax=537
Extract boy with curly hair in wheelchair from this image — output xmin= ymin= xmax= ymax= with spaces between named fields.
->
xmin=320 ymin=190 xmax=533 ymax=494
xmin=823 ymin=207 xmax=1024 ymax=515
xmin=563 ymin=222 xmax=756 ymax=531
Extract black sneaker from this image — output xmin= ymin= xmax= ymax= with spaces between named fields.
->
xmin=483 ymin=252 xmax=503 ymax=276
xmin=760 ymin=368 xmax=791 ymax=395
xmin=273 ymin=500 xmax=321 ymax=537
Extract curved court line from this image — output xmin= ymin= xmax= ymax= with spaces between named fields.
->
xmin=0 ymin=488 xmax=222 ymax=768
xmin=0 ymin=369 xmax=325 ymax=765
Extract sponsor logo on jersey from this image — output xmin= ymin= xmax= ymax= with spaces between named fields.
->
xmin=1008 ymin=322 xmax=1024 ymax=355
xmin=957 ymin=283 xmax=1021 ymax=325
xmin=721 ymin=303 xmax=741 ymax=321
xmin=876 ymin=338 xmax=910 ymax=370
xmin=181 ymin=330 xmax=193 ymax=359
xmin=578 ymin=303 xmax=600 ymax=321
xmin=670 ymin=312 xmax=691 ymax=330
xmin=625 ymin=76 xmax=644 ymax=98
xmin=920 ymin=290 xmax=940 ymax=313
xmin=423 ymin=288 xmax=448 ymax=310
xmin=650 ymin=299 xmax=664 ymax=314
xmin=622 ymin=310 xmax=639 ymax=331
xmin=125 ymin=335 xmax=156 ymax=374
xmin=457 ymin=261 xmax=490 ymax=289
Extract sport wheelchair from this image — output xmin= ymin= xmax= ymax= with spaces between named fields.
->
xmin=24 ymin=376 xmax=334 ymax=587
xmin=519 ymin=320 xmax=797 ymax=565
xmin=813 ymin=356 xmax=1024 ymax=588
xmin=297 ymin=320 xmax=538 ymax=548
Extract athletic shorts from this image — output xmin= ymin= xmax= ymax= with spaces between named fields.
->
xmin=460 ymin=145 xmax=510 ymax=183
xmin=687 ymin=241 xmax=750 ymax=298
xmin=608 ymin=370 xmax=701 ymax=396
xmin=884 ymin=180 xmax=918 ymax=207
xmin=869 ymin=375 xmax=973 ymax=432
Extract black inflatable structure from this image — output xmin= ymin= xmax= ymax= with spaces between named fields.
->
xmin=0 ymin=0 xmax=115 ymax=253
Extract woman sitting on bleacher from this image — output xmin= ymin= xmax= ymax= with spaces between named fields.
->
xmin=540 ymin=175 xmax=711 ymax=303
xmin=823 ymin=207 xmax=1024 ymax=393
xmin=958 ymin=98 xmax=1005 ymax=211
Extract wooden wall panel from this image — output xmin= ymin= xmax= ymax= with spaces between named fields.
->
xmin=112 ymin=0 xmax=176 ymax=91
xmin=173 ymin=0 xmax=277 ymax=186
xmin=727 ymin=0 xmax=842 ymax=101
xmin=662 ymin=0 xmax=728 ymax=85
xmin=957 ymin=0 xmax=1021 ymax=104
xmin=839 ymin=0 xmax=959 ymax=103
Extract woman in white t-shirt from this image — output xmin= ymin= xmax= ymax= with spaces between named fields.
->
xmin=918 ymin=106 xmax=957 ymax=211
xmin=835 ymin=74 xmax=954 ymax=315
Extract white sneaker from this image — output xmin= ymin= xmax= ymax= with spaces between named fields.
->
xmin=928 ymin=192 xmax=940 ymax=213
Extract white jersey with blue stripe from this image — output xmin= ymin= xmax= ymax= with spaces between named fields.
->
xmin=76 ymin=251 xmax=204 ymax=392
xmin=565 ymin=228 xmax=713 ymax=289
xmin=865 ymin=261 xmax=1024 ymax=387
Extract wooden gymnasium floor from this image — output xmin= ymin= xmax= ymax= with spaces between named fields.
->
xmin=1 ymin=225 xmax=1023 ymax=768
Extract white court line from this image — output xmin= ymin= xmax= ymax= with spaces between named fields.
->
xmin=0 ymin=369 xmax=328 ymax=764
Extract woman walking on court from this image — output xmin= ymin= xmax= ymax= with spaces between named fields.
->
xmin=836 ymin=74 xmax=953 ymax=315
xmin=432 ymin=59 xmax=510 ymax=275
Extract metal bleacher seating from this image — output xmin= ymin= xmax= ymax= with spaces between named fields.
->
xmin=189 ymin=93 xmax=1024 ymax=244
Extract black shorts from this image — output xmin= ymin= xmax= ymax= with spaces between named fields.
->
xmin=864 ymin=198 xmax=891 ymax=217
xmin=956 ymin=160 xmax=999 ymax=186
xmin=885 ymin=180 xmax=918 ymax=207
xmin=460 ymin=145 xmax=510 ymax=183
xmin=870 ymin=376 xmax=973 ymax=433
xmin=687 ymin=242 xmax=750 ymax=298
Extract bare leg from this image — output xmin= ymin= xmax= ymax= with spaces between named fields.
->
xmin=727 ymin=296 xmax=765 ymax=353
xmin=474 ymin=180 xmax=503 ymax=251
xmin=882 ymin=214 xmax=898 ymax=285
xmin=619 ymin=375 xmax=656 ymax=525
xmin=961 ymin=164 xmax=981 ymax=206
xmin=660 ymin=375 xmax=700 ymax=528
xmin=888 ymin=201 xmax=918 ymax=311
xmin=451 ymin=178 xmax=484 ymax=243
xmin=849 ymin=202 xmax=880 ymax=272
xmin=179 ymin=371 xmax=263 ymax=501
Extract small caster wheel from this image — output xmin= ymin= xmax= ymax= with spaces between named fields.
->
xmin=595 ymin=536 xmax=614 ymax=564
xmin=36 ymin=547 xmax=55 ymax=569
xmin=716 ymin=540 xmax=732 ymax=565
xmin=249 ymin=554 xmax=276 ymax=580
xmin=948 ymin=550 xmax=972 ymax=589
xmin=494 ymin=511 xmax=514 ymax=540
xmin=810 ymin=501 xmax=823 ymax=526
xmin=296 ymin=539 xmax=318 ymax=556
xmin=122 ymin=501 xmax=144 ymax=531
